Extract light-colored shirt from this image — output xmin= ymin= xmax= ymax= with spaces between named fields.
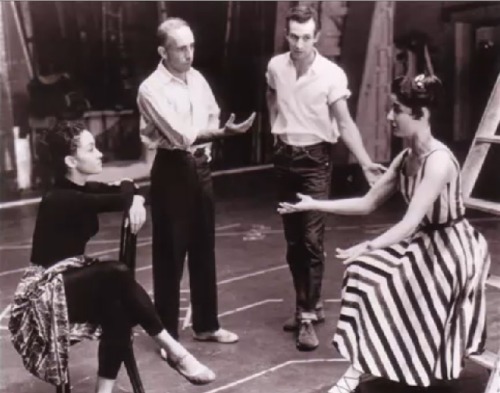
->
xmin=266 ymin=51 xmax=351 ymax=146
xmin=137 ymin=62 xmax=220 ymax=154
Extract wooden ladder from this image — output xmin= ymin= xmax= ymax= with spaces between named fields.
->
xmin=461 ymin=72 xmax=500 ymax=214
xmin=462 ymin=72 xmax=500 ymax=393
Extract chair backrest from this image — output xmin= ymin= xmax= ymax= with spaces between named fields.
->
xmin=119 ymin=216 xmax=137 ymax=276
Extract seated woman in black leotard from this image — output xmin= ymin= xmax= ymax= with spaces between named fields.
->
xmin=9 ymin=120 xmax=215 ymax=393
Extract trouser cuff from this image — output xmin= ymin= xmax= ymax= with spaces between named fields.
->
xmin=299 ymin=311 xmax=318 ymax=321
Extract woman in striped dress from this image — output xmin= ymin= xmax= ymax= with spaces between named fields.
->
xmin=278 ymin=73 xmax=491 ymax=392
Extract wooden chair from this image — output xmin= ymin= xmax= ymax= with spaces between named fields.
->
xmin=56 ymin=216 xmax=145 ymax=393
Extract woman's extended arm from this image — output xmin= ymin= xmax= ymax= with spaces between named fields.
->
xmin=277 ymin=150 xmax=407 ymax=215
xmin=337 ymin=150 xmax=455 ymax=263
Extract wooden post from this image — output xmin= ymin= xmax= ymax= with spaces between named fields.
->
xmin=223 ymin=1 xmax=233 ymax=64
xmin=9 ymin=1 xmax=33 ymax=77
xmin=0 ymin=2 xmax=15 ymax=175
xmin=453 ymin=22 xmax=473 ymax=142
xmin=158 ymin=1 xmax=167 ymax=23
xmin=354 ymin=1 xmax=394 ymax=163
xmin=273 ymin=1 xmax=293 ymax=54
xmin=316 ymin=1 xmax=349 ymax=59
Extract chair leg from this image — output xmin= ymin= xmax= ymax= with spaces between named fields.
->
xmin=54 ymin=345 xmax=144 ymax=393
xmin=123 ymin=343 xmax=145 ymax=393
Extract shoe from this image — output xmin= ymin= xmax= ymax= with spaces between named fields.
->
xmin=296 ymin=320 xmax=319 ymax=351
xmin=283 ymin=316 xmax=300 ymax=331
xmin=283 ymin=309 xmax=325 ymax=332
xmin=193 ymin=328 xmax=239 ymax=344
xmin=162 ymin=349 xmax=216 ymax=385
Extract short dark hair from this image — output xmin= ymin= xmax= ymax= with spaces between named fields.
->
xmin=42 ymin=120 xmax=86 ymax=179
xmin=391 ymin=74 xmax=442 ymax=119
xmin=157 ymin=17 xmax=190 ymax=47
xmin=286 ymin=5 xmax=320 ymax=33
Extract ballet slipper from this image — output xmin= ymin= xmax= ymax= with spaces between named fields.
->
xmin=164 ymin=351 xmax=216 ymax=385
xmin=327 ymin=370 xmax=361 ymax=393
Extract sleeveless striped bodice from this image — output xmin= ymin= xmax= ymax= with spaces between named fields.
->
xmin=398 ymin=148 xmax=465 ymax=227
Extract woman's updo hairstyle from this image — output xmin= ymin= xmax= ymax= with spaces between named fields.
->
xmin=392 ymin=33 xmax=442 ymax=119
xmin=40 ymin=120 xmax=86 ymax=180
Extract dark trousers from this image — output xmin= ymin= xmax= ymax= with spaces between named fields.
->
xmin=273 ymin=141 xmax=332 ymax=321
xmin=63 ymin=260 xmax=163 ymax=379
xmin=150 ymin=149 xmax=219 ymax=339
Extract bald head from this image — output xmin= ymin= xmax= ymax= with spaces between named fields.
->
xmin=157 ymin=17 xmax=195 ymax=75
xmin=157 ymin=17 xmax=190 ymax=48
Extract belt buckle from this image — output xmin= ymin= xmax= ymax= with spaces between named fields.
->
xmin=193 ymin=147 xmax=205 ymax=158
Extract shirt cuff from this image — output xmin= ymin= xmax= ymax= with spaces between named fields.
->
xmin=328 ymin=88 xmax=351 ymax=105
xmin=265 ymin=71 xmax=275 ymax=90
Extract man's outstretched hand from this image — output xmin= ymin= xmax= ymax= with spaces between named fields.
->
xmin=224 ymin=112 xmax=256 ymax=135
xmin=362 ymin=163 xmax=387 ymax=186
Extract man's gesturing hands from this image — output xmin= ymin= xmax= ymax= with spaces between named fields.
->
xmin=224 ymin=112 xmax=256 ymax=135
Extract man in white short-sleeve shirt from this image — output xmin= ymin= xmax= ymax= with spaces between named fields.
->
xmin=266 ymin=5 xmax=383 ymax=352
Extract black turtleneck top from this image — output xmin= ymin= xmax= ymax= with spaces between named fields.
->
xmin=31 ymin=178 xmax=137 ymax=267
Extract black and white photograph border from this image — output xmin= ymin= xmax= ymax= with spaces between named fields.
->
xmin=1 ymin=2 xmax=499 ymax=393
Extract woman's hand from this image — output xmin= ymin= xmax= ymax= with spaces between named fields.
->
xmin=128 ymin=195 xmax=146 ymax=234
xmin=277 ymin=193 xmax=316 ymax=214
xmin=336 ymin=241 xmax=373 ymax=265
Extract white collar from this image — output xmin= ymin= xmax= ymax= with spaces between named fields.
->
xmin=156 ymin=61 xmax=193 ymax=84
xmin=287 ymin=49 xmax=322 ymax=75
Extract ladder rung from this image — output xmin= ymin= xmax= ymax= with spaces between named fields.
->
xmin=465 ymin=197 xmax=500 ymax=215
xmin=476 ymin=135 xmax=500 ymax=144
xmin=487 ymin=275 xmax=500 ymax=289
xmin=469 ymin=350 xmax=498 ymax=370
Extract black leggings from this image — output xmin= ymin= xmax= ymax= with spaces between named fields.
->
xmin=62 ymin=260 xmax=163 ymax=379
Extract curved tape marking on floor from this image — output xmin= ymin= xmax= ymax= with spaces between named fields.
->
xmin=202 ymin=358 xmax=348 ymax=393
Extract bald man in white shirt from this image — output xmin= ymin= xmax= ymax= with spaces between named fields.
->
xmin=137 ymin=17 xmax=255 ymax=352
xmin=266 ymin=5 xmax=384 ymax=351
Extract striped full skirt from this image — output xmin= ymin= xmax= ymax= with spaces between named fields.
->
xmin=332 ymin=220 xmax=490 ymax=387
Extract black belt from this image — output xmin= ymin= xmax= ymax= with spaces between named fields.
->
xmin=419 ymin=216 xmax=465 ymax=232
xmin=275 ymin=140 xmax=329 ymax=154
